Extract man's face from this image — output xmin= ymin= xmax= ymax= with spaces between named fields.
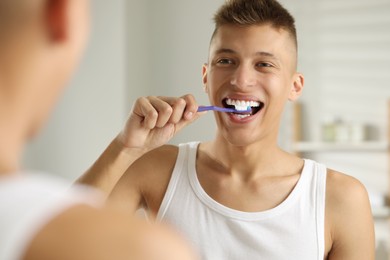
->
xmin=203 ymin=24 xmax=303 ymax=146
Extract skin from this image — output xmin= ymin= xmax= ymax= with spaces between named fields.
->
xmin=23 ymin=205 xmax=196 ymax=260
xmin=0 ymin=0 xmax=197 ymax=259
xmin=79 ymin=24 xmax=375 ymax=260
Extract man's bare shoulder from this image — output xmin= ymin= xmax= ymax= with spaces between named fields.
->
xmin=24 ymin=204 xmax=197 ymax=260
xmin=109 ymin=145 xmax=180 ymax=213
xmin=325 ymin=169 xmax=375 ymax=259
xmin=132 ymin=144 xmax=179 ymax=177
xmin=326 ymin=169 xmax=370 ymax=211
xmin=140 ymin=144 xmax=179 ymax=163
xmin=325 ymin=168 xmax=372 ymax=225
xmin=134 ymin=145 xmax=180 ymax=210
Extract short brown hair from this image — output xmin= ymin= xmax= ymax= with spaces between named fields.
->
xmin=212 ymin=0 xmax=297 ymax=49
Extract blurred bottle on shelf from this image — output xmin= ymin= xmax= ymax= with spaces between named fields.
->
xmin=321 ymin=116 xmax=367 ymax=143
xmin=321 ymin=116 xmax=336 ymax=142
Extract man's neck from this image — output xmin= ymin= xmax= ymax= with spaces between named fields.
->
xmin=200 ymin=136 xmax=300 ymax=180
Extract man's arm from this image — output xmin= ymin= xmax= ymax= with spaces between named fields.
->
xmin=326 ymin=170 xmax=375 ymax=260
xmin=76 ymin=136 xmax=147 ymax=197
xmin=76 ymin=95 xmax=202 ymax=197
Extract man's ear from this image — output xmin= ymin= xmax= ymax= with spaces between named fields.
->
xmin=45 ymin=0 xmax=68 ymax=42
xmin=288 ymin=72 xmax=304 ymax=101
xmin=202 ymin=63 xmax=209 ymax=93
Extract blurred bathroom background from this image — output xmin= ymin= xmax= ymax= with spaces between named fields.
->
xmin=23 ymin=0 xmax=390 ymax=259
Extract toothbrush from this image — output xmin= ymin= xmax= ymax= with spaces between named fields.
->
xmin=197 ymin=105 xmax=251 ymax=113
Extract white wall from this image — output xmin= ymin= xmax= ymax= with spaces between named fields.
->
xmin=23 ymin=0 xmax=128 ymax=181
xmin=126 ymin=0 xmax=150 ymax=107
xmin=132 ymin=0 xmax=225 ymax=144
xmin=283 ymin=0 xmax=390 ymax=198
xmin=280 ymin=0 xmax=390 ymax=254
xmin=22 ymin=0 xmax=226 ymax=179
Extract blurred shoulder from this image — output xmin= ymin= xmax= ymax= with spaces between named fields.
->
xmin=24 ymin=205 xmax=197 ymax=260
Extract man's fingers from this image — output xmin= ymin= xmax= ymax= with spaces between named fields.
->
xmin=181 ymin=94 xmax=198 ymax=120
xmin=147 ymin=96 xmax=173 ymax=128
xmin=158 ymin=94 xmax=198 ymax=123
xmin=173 ymin=112 xmax=203 ymax=135
xmin=133 ymin=97 xmax=158 ymax=129
xmin=156 ymin=94 xmax=204 ymax=134
xmin=168 ymin=98 xmax=187 ymax=124
xmin=133 ymin=95 xmax=202 ymax=131
xmin=132 ymin=97 xmax=172 ymax=129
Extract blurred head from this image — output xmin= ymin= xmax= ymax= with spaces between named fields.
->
xmin=0 ymin=0 xmax=90 ymax=139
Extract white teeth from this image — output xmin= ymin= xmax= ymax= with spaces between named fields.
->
xmin=226 ymin=98 xmax=260 ymax=111
xmin=236 ymin=114 xmax=251 ymax=118
xmin=235 ymin=105 xmax=249 ymax=111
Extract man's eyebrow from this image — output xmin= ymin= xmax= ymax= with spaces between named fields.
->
xmin=214 ymin=48 xmax=237 ymax=55
xmin=214 ymin=49 xmax=278 ymax=60
xmin=255 ymin=51 xmax=278 ymax=60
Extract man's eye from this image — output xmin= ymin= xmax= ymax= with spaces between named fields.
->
xmin=257 ymin=62 xmax=273 ymax=68
xmin=217 ymin=59 xmax=234 ymax=65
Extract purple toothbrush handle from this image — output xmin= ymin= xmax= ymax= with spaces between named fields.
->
xmin=197 ymin=106 xmax=250 ymax=113
xmin=197 ymin=106 xmax=219 ymax=112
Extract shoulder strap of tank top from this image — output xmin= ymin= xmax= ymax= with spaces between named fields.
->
xmin=156 ymin=143 xmax=192 ymax=220
xmin=314 ymin=161 xmax=327 ymax=259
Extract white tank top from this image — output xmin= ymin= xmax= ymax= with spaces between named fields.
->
xmin=0 ymin=172 xmax=103 ymax=260
xmin=157 ymin=142 xmax=327 ymax=260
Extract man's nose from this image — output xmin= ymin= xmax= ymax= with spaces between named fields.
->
xmin=230 ymin=64 xmax=256 ymax=89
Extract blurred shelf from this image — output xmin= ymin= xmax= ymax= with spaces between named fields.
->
xmin=293 ymin=141 xmax=389 ymax=153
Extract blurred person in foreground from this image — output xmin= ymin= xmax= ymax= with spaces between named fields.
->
xmin=0 ymin=0 xmax=198 ymax=259
xmin=78 ymin=0 xmax=375 ymax=259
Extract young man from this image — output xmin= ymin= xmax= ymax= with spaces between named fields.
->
xmin=0 ymin=0 xmax=197 ymax=259
xmin=79 ymin=0 xmax=375 ymax=259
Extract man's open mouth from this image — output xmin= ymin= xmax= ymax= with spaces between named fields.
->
xmin=222 ymin=98 xmax=264 ymax=117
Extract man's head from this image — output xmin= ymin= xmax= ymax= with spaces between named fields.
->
xmin=202 ymin=0 xmax=304 ymax=146
xmin=0 ymin=0 xmax=90 ymax=139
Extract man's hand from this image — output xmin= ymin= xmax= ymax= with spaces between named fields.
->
xmin=76 ymin=94 xmax=204 ymax=196
xmin=117 ymin=94 xmax=203 ymax=153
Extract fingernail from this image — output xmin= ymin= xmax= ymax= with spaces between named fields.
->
xmin=186 ymin=112 xmax=193 ymax=119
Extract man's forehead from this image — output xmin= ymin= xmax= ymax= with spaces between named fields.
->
xmin=211 ymin=26 xmax=284 ymax=54
xmin=211 ymin=24 xmax=290 ymax=46
xmin=208 ymin=24 xmax=298 ymax=69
